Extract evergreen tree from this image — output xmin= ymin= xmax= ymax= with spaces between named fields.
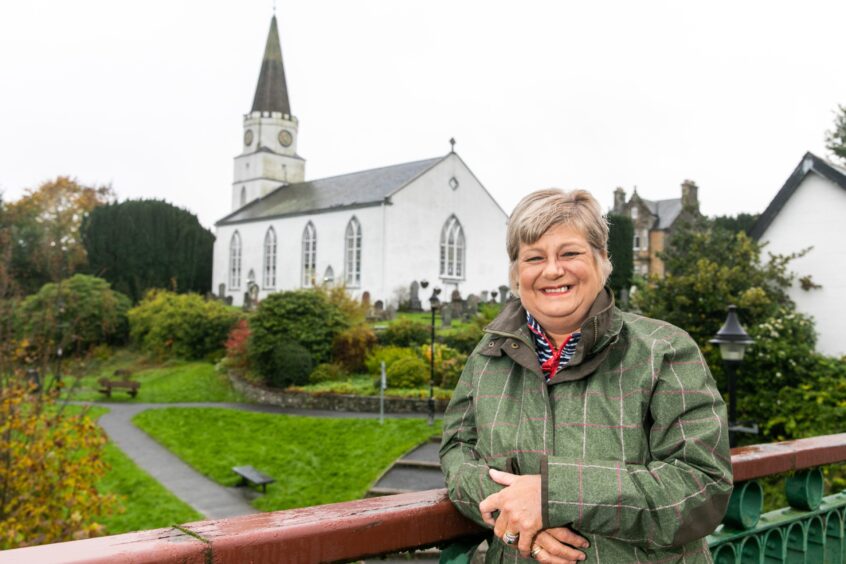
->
xmin=606 ymin=213 xmax=634 ymax=298
xmin=81 ymin=200 xmax=214 ymax=302
xmin=825 ymin=104 xmax=846 ymax=164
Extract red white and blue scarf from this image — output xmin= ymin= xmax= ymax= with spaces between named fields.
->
xmin=526 ymin=312 xmax=581 ymax=380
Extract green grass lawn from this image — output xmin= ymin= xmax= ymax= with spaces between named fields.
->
xmin=133 ymin=407 xmax=440 ymax=511
xmin=61 ymin=406 xmax=202 ymax=534
xmin=96 ymin=441 xmax=202 ymax=533
xmin=63 ymin=350 xmax=244 ymax=403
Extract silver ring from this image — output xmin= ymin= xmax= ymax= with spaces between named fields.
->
xmin=503 ymin=530 xmax=520 ymax=545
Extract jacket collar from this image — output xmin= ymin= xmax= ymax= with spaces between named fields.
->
xmin=483 ymin=287 xmax=623 ymax=383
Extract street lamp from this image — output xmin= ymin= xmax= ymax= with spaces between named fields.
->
xmin=424 ymin=283 xmax=441 ymax=427
xmin=710 ymin=305 xmax=757 ymax=446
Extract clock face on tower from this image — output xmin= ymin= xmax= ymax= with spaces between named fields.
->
xmin=278 ymin=129 xmax=293 ymax=147
xmin=244 ymin=129 xmax=254 ymax=146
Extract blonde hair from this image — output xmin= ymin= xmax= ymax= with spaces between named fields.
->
xmin=506 ymin=189 xmax=612 ymax=292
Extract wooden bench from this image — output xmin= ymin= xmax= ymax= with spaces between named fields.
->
xmin=98 ymin=377 xmax=140 ymax=398
xmin=233 ymin=465 xmax=275 ymax=493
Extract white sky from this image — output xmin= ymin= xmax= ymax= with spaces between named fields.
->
xmin=1 ymin=1 xmax=844 ymax=229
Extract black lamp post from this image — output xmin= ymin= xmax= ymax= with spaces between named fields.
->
xmin=710 ymin=305 xmax=757 ymax=446
xmin=422 ymin=281 xmax=441 ymax=427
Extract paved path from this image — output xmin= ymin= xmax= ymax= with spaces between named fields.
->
xmin=89 ymin=401 xmax=435 ymax=520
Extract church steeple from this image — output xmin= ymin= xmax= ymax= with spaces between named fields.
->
xmin=231 ymin=14 xmax=305 ymax=212
xmin=251 ymin=15 xmax=291 ymax=115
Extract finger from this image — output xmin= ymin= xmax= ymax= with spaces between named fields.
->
xmin=546 ymin=527 xmax=590 ymax=550
xmin=489 ymin=468 xmax=518 ymax=486
xmin=530 ymin=545 xmax=575 ymax=564
xmin=535 ymin=531 xmax=586 ymax=562
xmin=493 ymin=514 xmax=510 ymax=543
xmin=517 ymin=524 xmax=536 ymax=557
xmin=478 ymin=492 xmax=500 ymax=520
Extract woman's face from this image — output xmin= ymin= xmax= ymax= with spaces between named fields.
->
xmin=517 ymin=223 xmax=605 ymax=336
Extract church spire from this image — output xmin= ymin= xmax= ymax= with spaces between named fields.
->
xmin=251 ymin=15 xmax=291 ymax=115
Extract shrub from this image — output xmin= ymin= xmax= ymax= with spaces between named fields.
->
xmin=385 ymin=356 xmax=428 ymax=388
xmin=364 ymin=345 xmax=418 ymax=375
xmin=379 ymin=318 xmax=430 ymax=347
xmin=224 ymin=318 xmax=251 ymax=371
xmin=0 ymin=382 xmax=116 ymax=548
xmin=128 ymin=290 xmax=240 ymax=360
xmin=309 ymin=362 xmax=349 ymax=384
xmin=317 ymin=285 xmax=368 ymax=326
xmin=249 ymin=290 xmax=349 ymax=370
xmin=21 ymin=274 xmax=131 ymax=355
xmin=260 ymin=341 xmax=313 ymax=388
xmin=332 ymin=325 xmax=377 ymax=372
xmin=440 ymin=324 xmax=483 ymax=354
xmin=421 ymin=343 xmax=468 ymax=389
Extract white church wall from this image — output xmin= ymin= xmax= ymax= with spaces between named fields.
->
xmin=213 ymin=205 xmax=385 ymax=306
xmin=760 ymin=172 xmax=846 ymax=357
xmin=384 ymin=154 xmax=509 ymax=306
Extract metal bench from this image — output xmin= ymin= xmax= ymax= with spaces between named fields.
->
xmin=233 ymin=465 xmax=275 ymax=493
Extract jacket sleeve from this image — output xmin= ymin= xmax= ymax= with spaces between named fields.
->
xmin=541 ymin=335 xmax=733 ymax=549
xmin=439 ymin=352 xmax=504 ymax=528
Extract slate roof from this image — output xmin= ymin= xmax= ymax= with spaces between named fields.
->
xmin=639 ymin=197 xmax=683 ymax=230
xmin=251 ymin=15 xmax=291 ymax=115
xmin=217 ymin=156 xmax=444 ymax=226
xmin=751 ymin=152 xmax=846 ymax=240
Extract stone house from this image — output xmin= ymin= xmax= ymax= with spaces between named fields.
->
xmin=612 ymin=181 xmax=702 ymax=277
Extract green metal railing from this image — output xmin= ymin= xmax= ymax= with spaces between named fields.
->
xmin=708 ymin=469 xmax=846 ymax=563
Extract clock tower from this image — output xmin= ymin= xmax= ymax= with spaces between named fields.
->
xmin=232 ymin=15 xmax=305 ymax=211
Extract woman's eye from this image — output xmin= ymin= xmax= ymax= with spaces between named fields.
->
xmin=560 ymin=251 xmax=581 ymax=259
xmin=525 ymin=256 xmax=542 ymax=263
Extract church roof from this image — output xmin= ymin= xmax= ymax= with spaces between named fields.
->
xmin=635 ymin=196 xmax=683 ymax=230
xmin=751 ymin=151 xmax=846 ymax=239
xmin=251 ymin=15 xmax=291 ymax=115
xmin=217 ymin=156 xmax=444 ymax=226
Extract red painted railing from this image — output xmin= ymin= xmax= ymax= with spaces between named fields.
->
xmin=3 ymin=433 xmax=846 ymax=564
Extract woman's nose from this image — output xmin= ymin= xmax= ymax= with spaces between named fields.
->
xmin=542 ymin=257 xmax=565 ymax=278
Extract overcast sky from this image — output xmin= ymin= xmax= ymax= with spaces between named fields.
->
xmin=1 ymin=1 xmax=844 ymax=229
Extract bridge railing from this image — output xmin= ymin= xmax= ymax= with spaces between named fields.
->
xmin=3 ymin=433 xmax=846 ymax=564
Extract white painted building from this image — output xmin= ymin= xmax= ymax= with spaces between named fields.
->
xmin=212 ymin=16 xmax=508 ymax=307
xmin=751 ymin=152 xmax=846 ymax=357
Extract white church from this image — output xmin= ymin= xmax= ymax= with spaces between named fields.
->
xmin=212 ymin=16 xmax=509 ymax=307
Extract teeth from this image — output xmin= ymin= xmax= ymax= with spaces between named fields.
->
xmin=544 ymin=286 xmax=571 ymax=294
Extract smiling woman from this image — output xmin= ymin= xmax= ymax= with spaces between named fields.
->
xmin=440 ymin=189 xmax=733 ymax=563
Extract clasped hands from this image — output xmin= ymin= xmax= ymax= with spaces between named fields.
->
xmin=480 ymin=469 xmax=588 ymax=563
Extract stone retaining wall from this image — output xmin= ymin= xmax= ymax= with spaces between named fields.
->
xmin=229 ymin=373 xmax=450 ymax=414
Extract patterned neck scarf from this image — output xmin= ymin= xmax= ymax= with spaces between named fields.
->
xmin=526 ymin=312 xmax=582 ymax=380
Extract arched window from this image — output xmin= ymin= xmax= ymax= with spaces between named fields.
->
xmin=229 ymin=231 xmax=242 ymax=289
xmin=302 ymin=222 xmax=317 ymax=287
xmin=323 ymin=265 xmax=335 ymax=285
xmin=263 ymin=227 xmax=277 ymax=288
xmin=344 ymin=216 xmax=361 ymax=287
xmin=239 ymin=186 xmax=246 ymax=207
xmin=440 ymin=215 xmax=465 ymax=279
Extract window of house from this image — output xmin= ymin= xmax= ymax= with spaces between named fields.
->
xmin=240 ymin=186 xmax=246 ymax=207
xmin=344 ymin=217 xmax=361 ymax=287
xmin=302 ymin=222 xmax=317 ymax=287
xmin=263 ymin=227 xmax=277 ymax=288
xmin=229 ymin=231 xmax=242 ymax=289
xmin=440 ymin=215 xmax=465 ymax=279
xmin=323 ymin=265 xmax=334 ymax=285
xmin=631 ymin=206 xmax=638 ymax=220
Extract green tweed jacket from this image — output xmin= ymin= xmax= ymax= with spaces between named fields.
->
xmin=439 ymin=289 xmax=733 ymax=563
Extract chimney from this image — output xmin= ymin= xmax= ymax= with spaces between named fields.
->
xmin=681 ymin=180 xmax=699 ymax=211
xmin=613 ymin=187 xmax=626 ymax=214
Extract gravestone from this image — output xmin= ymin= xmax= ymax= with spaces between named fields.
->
xmin=224 ymin=296 xmax=233 ymax=306
xmin=409 ymin=281 xmax=422 ymax=311
xmin=490 ymin=291 xmax=499 ymax=304
xmin=481 ymin=290 xmax=489 ymax=302
xmin=441 ymin=303 xmax=453 ymax=328
xmin=385 ymin=304 xmax=397 ymax=321
xmin=466 ymin=294 xmax=480 ymax=318
xmin=218 ymin=283 xmax=226 ymax=299
xmin=362 ymin=291 xmax=371 ymax=307
xmin=450 ymin=290 xmax=463 ymax=321
xmin=499 ymin=285 xmax=510 ymax=304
